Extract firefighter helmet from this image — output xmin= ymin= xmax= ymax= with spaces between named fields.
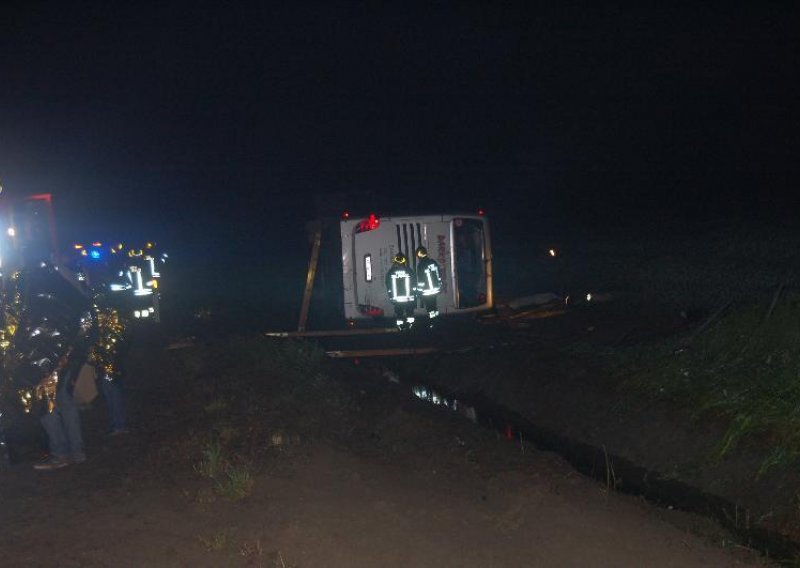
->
xmin=392 ymin=252 xmax=407 ymax=265
xmin=416 ymin=246 xmax=428 ymax=259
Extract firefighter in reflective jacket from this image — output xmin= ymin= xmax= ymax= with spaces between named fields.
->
xmin=414 ymin=246 xmax=442 ymax=322
xmin=386 ymin=252 xmax=416 ymax=329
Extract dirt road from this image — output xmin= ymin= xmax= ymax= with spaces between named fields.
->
xmin=0 ymin=334 xmax=762 ymax=567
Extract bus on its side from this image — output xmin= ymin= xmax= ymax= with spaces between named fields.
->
xmin=340 ymin=213 xmax=493 ymax=321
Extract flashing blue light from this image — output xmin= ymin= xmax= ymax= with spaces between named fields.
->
xmin=89 ymin=249 xmax=102 ymax=260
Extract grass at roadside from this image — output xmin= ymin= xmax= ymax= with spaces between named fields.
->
xmin=614 ymin=291 xmax=800 ymax=474
xmin=157 ymin=335 xmax=355 ymax=498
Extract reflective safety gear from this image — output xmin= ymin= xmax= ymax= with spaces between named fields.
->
xmin=416 ymin=252 xmax=441 ymax=326
xmin=415 ymin=257 xmax=442 ymax=297
xmin=386 ymin=265 xmax=416 ymax=304
xmin=393 ymin=302 xmax=415 ymax=331
xmin=387 ymin=258 xmax=416 ymax=330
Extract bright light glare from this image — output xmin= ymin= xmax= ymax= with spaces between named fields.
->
xmin=7 ymin=227 xmax=15 ymax=237
xmin=586 ymin=293 xmax=592 ymax=302
xmin=364 ymin=255 xmax=372 ymax=281
xmin=549 ymin=249 xmax=556 ymax=257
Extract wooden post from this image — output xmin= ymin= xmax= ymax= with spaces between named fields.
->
xmin=298 ymin=226 xmax=322 ymax=332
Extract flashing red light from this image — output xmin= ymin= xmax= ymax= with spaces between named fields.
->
xmin=477 ymin=208 xmax=485 ymax=216
xmin=342 ymin=210 xmax=350 ymax=220
xmin=355 ymin=213 xmax=380 ymax=233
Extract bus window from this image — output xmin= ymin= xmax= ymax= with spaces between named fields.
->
xmin=454 ymin=219 xmax=486 ymax=307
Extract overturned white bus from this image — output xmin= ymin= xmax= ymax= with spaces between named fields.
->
xmin=340 ymin=213 xmax=493 ymax=320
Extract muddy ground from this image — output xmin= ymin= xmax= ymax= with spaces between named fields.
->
xmin=387 ymin=302 xmax=800 ymax=551
xmin=0 ymin=326 xmax=768 ymax=567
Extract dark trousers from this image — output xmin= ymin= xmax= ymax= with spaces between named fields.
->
xmin=100 ymin=376 xmax=127 ymax=432
xmin=40 ymin=384 xmax=84 ymax=460
xmin=392 ymin=302 xmax=415 ymax=327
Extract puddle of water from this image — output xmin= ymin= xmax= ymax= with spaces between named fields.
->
xmin=412 ymin=386 xmax=477 ymax=423
xmin=408 ymin=379 xmax=800 ymax=562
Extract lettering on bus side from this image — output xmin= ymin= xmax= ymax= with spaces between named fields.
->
xmin=437 ymin=235 xmax=448 ymax=294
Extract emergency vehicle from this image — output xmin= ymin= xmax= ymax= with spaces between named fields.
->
xmin=71 ymin=241 xmax=166 ymax=322
xmin=0 ymin=193 xmax=59 ymax=272
xmin=339 ymin=212 xmax=493 ymax=320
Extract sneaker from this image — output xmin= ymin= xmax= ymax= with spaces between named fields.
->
xmin=33 ymin=457 xmax=70 ymax=471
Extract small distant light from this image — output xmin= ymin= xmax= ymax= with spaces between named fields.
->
xmin=133 ymin=310 xmax=141 ymax=318
xmin=146 ymin=242 xmax=153 ymax=249
xmin=89 ymin=249 xmax=101 ymax=260
xmin=81 ymin=250 xmax=88 ymax=256
xmin=586 ymin=293 xmax=592 ymax=302
xmin=342 ymin=211 xmax=350 ymax=220
xmin=141 ymin=310 xmax=150 ymax=317
xmin=7 ymin=227 xmax=15 ymax=237
xmin=477 ymin=208 xmax=485 ymax=216
xmin=74 ymin=244 xmax=83 ymax=249
xmin=91 ymin=242 xmax=102 ymax=247
xmin=549 ymin=249 xmax=556 ymax=257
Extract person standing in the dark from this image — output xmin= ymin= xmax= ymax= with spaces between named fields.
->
xmin=385 ymin=252 xmax=416 ymax=330
xmin=414 ymin=246 xmax=442 ymax=326
xmin=13 ymin=262 xmax=94 ymax=471
xmin=34 ymin=331 xmax=93 ymax=470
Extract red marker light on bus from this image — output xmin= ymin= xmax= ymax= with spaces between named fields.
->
xmin=355 ymin=213 xmax=380 ymax=233
xmin=342 ymin=211 xmax=350 ymax=220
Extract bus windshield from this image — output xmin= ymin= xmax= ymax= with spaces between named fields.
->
xmin=453 ymin=219 xmax=487 ymax=307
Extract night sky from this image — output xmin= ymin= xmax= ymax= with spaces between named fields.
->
xmin=1 ymin=2 xmax=797 ymax=253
